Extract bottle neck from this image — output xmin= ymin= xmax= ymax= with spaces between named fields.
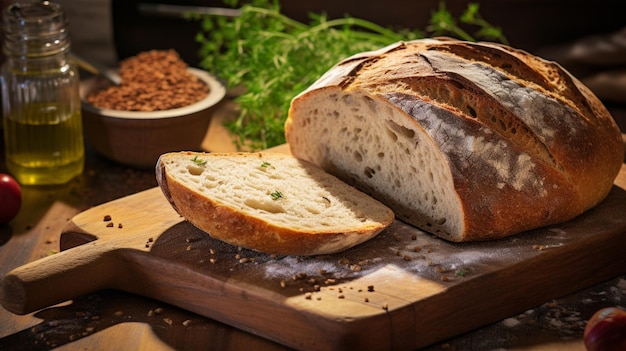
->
xmin=1 ymin=2 xmax=71 ymax=59
xmin=4 ymin=50 xmax=71 ymax=72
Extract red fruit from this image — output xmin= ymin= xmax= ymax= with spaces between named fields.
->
xmin=583 ymin=306 xmax=626 ymax=351
xmin=0 ymin=173 xmax=21 ymax=224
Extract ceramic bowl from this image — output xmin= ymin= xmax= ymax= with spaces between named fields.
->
xmin=80 ymin=68 xmax=226 ymax=169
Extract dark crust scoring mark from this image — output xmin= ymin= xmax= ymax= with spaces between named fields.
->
xmin=335 ymin=42 xmax=408 ymax=89
xmin=337 ymin=56 xmax=382 ymax=89
xmin=430 ymin=41 xmax=598 ymax=126
xmin=428 ymin=42 xmax=552 ymax=89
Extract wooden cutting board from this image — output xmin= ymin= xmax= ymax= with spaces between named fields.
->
xmin=1 ymin=163 xmax=625 ymax=351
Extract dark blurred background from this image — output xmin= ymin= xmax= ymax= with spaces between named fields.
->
xmin=2 ymin=0 xmax=626 ymax=131
xmin=105 ymin=1 xmax=624 ymax=66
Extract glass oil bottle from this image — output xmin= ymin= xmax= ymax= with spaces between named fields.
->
xmin=1 ymin=1 xmax=84 ymax=185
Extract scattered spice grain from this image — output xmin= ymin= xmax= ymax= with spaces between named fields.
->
xmin=349 ymin=264 xmax=362 ymax=271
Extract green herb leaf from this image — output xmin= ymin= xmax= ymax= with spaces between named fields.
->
xmin=459 ymin=3 xmax=508 ymax=44
xmin=191 ymin=155 xmax=208 ymax=166
xmin=270 ymin=190 xmax=283 ymax=200
xmin=455 ymin=268 xmax=472 ymax=277
xmin=427 ymin=2 xmax=473 ymax=41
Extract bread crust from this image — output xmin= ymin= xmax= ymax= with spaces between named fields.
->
xmin=156 ymin=152 xmax=394 ymax=255
xmin=286 ymin=38 xmax=623 ymax=242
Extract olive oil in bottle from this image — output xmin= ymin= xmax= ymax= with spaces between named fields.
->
xmin=1 ymin=2 xmax=84 ymax=185
xmin=3 ymin=103 xmax=84 ymax=185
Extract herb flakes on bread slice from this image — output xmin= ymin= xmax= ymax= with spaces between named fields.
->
xmin=156 ymin=151 xmax=394 ymax=256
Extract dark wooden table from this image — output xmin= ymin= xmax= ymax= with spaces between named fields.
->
xmin=0 ymin=105 xmax=624 ymax=351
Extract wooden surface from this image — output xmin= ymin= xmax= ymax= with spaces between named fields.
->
xmin=1 ymin=144 xmax=625 ymax=350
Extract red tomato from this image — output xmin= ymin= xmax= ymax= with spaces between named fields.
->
xmin=0 ymin=173 xmax=21 ymax=224
xmin=584 ymin=306 xmax=626 ymax=351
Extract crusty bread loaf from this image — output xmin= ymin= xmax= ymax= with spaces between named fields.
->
xmin=285 ymin=38 xmax=624 ymax=242
xmin=156 ymin=151 xmax=394 ymax=255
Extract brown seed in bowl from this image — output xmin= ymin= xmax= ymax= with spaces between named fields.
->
xmin=86 ymin=50 xmax=209 ymax=112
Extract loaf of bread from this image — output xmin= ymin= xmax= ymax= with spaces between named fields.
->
xmin=156 ymin=151 xmax=394 ymax=255
xmin=285 ymin=38 xmax=624 ymax=242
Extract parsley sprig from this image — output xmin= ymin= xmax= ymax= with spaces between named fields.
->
xmin=270 ymin=190 xmax=283 ymax=200
xmin=191 ymin=155 xmax=208 ymax=166
xmin=428 ymin=2 xmax=507 ymax=44
xmin=194 ymin=0 xmax=505 ymax=150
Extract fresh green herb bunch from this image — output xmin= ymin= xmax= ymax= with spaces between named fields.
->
xmin=194 ymin=0 xmax=505 ymax=150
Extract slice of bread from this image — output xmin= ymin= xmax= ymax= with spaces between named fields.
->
xmin=156 ymin=151 xmax=394 ymax=255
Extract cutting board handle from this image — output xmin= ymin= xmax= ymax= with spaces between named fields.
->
xmin=0 ymin=240 xmax=120 ymax=315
